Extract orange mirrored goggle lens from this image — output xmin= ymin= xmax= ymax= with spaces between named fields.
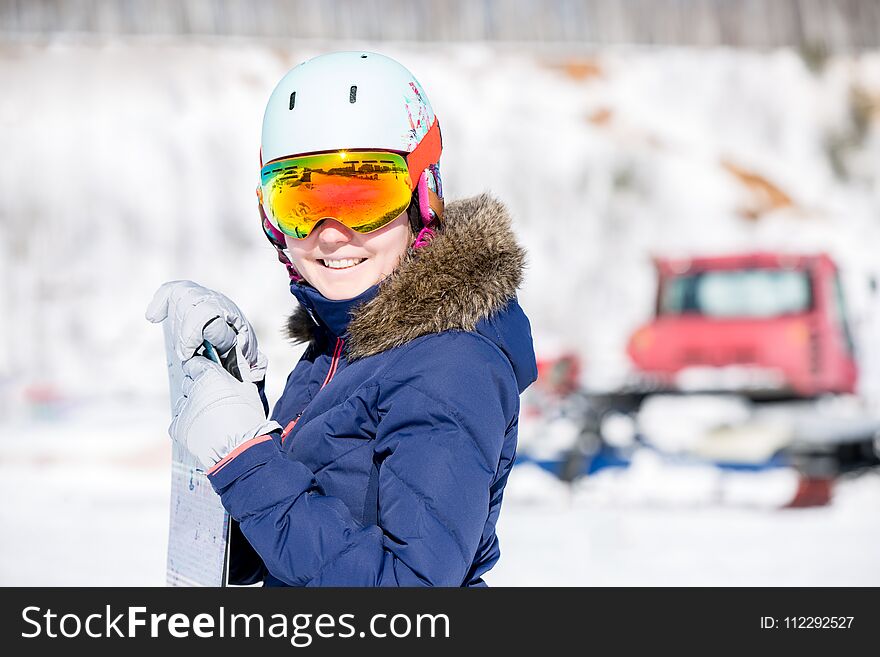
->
xmin=260 ymin=151 xmax=414 ymax=239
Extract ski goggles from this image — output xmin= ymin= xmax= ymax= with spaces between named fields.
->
xmin=259 ymin=119 xmax=441 ymax=239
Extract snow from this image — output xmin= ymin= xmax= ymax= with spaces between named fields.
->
xmin=0 ymin=401 xmax=170 ymax=585
xmin=1 ymin=400 xmax=878 ymax=586
xmin=2 ymin=38 xmax=880 ymax=585
xmin=3 ymin=40 xmax=880 ymax=404
xmin=490 ymin=488 xmax=880 ymax=587
xmin=486 ymin=461 xmax=880 ymax=586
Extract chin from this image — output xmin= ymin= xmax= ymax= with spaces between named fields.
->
xmin=312 ymin=273 xmax=378 ymax=301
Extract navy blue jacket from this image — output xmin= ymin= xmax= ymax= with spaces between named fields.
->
xmin=208 ymin=195 xmax=537 ymax=586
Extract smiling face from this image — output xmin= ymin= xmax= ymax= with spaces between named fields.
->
xmin=284 ymin=212 xmax=413 ymax=300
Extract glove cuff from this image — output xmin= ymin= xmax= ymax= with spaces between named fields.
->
xmin=203 ymin=420 xmax=283 ymax=474
xmin=251 ymin=349 xmax=269 ymax=381
xmin=249 ymin=419 xmax=282 ymax=441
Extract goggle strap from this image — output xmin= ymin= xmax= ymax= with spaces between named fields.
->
xmin=258 ymin=198 xmax=285 ymax=245
xmin=258 ymin=201 xmax=303 ymax=281
xmin=427 ymin=187 xmax=444 ymax=223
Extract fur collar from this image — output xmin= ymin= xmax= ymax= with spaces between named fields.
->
xmin=285 ymin=193 xmax=527 ymax=361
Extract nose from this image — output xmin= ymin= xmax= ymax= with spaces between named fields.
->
xmin=314 ymin=219 xmax=354 ymax=245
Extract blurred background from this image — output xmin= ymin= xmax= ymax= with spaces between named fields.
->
xmin=1 ymin=0 xmax=879 ymax=585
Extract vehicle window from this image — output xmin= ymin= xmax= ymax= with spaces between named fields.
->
xmin=832 ymin=273 xmax=856 ymax=355
xmin=660 ymin=269 xmax=812 ymax=318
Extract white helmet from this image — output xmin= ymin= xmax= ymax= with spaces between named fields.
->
xmin=261 ymin=51 xmax=438 ymax=162
xmin=258 ymin=51 xmax=444 ymax=281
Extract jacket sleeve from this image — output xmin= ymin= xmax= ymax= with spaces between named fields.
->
xmin=207 ymin=334 xmax=516 ymax=586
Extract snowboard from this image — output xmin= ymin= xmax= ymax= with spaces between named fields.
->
xmin=163 ymin=323 xmax=231 ymax=587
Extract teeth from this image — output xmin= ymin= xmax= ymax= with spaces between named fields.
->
xmin=321 ymin=258 xmax=365 ymax=269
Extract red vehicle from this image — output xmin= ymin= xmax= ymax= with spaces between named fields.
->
xmin=626 ymin=252 xmax=857 ymax=398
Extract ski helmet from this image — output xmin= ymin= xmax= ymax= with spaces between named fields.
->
xmin=257 ymin=51 xmax=444 ymax=281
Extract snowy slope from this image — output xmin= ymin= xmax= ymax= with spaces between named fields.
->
xmin=1 ymin=39 xmax=880 ymax=586
xmin=1 ymin=41 xmax=880 ymax=405
xmin=1 ymin=400 xmax=877 ymax=586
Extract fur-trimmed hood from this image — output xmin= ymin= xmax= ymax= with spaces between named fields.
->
xmin=285 ymin=193 xmax=527 ymax=361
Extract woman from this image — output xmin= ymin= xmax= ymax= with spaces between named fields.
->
xmin=147 ymin=52 xmax=537 ymax=586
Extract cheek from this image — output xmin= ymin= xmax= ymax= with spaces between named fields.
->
xmin=290 ymin=251 xmax=309 ymax=268
xmin=375 ymin=230 xmax=411 ymax=272
xmin=286 ymin=252 xmax=306 ymax=273
xmin=283 ymin=239 xmax=312 ymax=269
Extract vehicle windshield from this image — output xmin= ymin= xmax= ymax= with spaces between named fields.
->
xmin=660 ymin=268 xmax=812 ymax=318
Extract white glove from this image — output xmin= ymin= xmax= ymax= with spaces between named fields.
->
xmin=145 ymin=280 xmax=267 ymax=381
xmin=171 ymin=356 xmax=281 ymax=470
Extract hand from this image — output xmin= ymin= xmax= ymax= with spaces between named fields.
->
xmin=170 ymin=356 xmax=281 ymax=470
xmin=145 ymin=280 xmax=267 ymax=381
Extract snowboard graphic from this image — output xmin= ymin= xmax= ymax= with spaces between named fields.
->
xmin=163 ymin=323 xmax=230 ymax=587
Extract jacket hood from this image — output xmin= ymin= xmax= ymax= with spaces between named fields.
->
xmin=285 ymin=193 xmax=536 ymax=391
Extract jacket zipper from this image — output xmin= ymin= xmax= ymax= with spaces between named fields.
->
xmin=320 ymin=337 xmax=345 ymax=389
xmin=280 ymin=415 xmax=300 ymax=445
xmin=282 ymin=336 xmax=344 ymax=446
